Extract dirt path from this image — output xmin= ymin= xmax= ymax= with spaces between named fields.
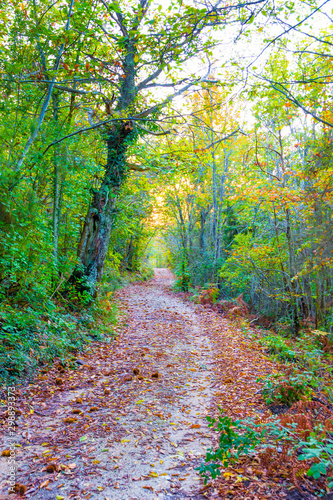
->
xmin=0 ymin=269 xmax=218 ymax=500
xmin=2 ymin=269 xmax=293 ymax=499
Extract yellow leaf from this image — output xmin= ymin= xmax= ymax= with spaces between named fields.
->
xmin=134 ymin=54 xmax=139 ymax=63
xmin=121 ymin=438 xmax=130 ymax=444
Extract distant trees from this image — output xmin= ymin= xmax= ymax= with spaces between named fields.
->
xmin=158 ymin=59 xmax=333 ymax=332
xmin=0 ymin=0 xmax=272 ymax=298
xmin=0 ymin=0 xmax=331 ymax=321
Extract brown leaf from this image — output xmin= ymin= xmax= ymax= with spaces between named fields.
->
xmin=64 ymin=417 xmax=77 ymax=424
xmin=13 ymin=484 xmax=27 ymax=496
xmin=72 ymin=409 xmax=82 ymax=414
xmin=45 ymin=463 xmax=58 ymax=473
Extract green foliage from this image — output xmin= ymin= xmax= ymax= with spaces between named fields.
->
xmin=199 ymin=408 xmax=333 ymax=492
xmin=197 ymin=410 xmax=264 ymax=482
xmin=256 ymin=330 xmax=331 ymax=404
xmin=258 ymin=369 xmax=317 ymax=405
xmin=0 ymin=289 xmax=118 ymax=384
xmin=259 ymin=333 xmax=297 ymax=362
xmin=299 ymin=436 xmax=333 ymax=487
xmin=172 ymin=251 xmax=191 ymax=292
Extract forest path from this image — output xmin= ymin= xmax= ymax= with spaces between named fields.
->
xmin=0 ymin=269 xmax=274 ymax=499
xmin=0 ymin=269 xmax=218 ymax=500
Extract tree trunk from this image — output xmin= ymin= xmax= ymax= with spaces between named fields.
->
xmin=52 ymin=92 xmax=65 ymax=272
xmin=199 ymin=209 xmax=207 ymax=252
xmin=71 ymin=123 xmax=133 ymax=294
xmin=52 ymin=156 xmax=63 ymax=267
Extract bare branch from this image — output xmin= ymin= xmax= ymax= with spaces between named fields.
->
xmin=257 ymin=75 xmax=333 ymax=128
xmin=15 ymin=0 xmax=75 ymax=171
xmin=200 ymin=128 xmax=244 ymax=151
xmin=135 ymin=123 xmax=174 ymax=136
xmin=246 ymin=0 xmax=331 ymax=71
xmin=128 ymin=163 xmax=149 ymax=172
xmin=134 ymin=71 xmax=217 ymax=120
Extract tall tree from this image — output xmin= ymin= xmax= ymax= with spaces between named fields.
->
xmin=66 ymin=0 xmax=268 ymax=293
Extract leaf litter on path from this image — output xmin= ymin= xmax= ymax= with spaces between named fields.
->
xmin=0 ymin=268 xmax=294 ymax=499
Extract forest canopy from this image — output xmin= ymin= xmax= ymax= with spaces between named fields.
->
xmin=0 ymin=0 xmax=332 ymax=382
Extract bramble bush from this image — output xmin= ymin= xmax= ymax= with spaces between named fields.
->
xmin=199 ymin=407 xmax=333 ymax=494
xmin=258 ymin=368 xmax=318 ymax=405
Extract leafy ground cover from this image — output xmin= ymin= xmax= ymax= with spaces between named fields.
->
xmin=0 ymin=270 xmax=332 ymax=499
xmin=0 ymin=266 xmax=153 ymax=385
xmin=170 ymin=285 xmax=333 ymax=498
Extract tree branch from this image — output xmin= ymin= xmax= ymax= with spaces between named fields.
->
xmin=15 ymin=0 xmax=75 ymax=171
xmin=135 ymin=123 xmax=174 ymax=136
xmin=199 ymin=128 xmax=244 ymax=151
xmin=259 ymin=76 xmax=333 ymax=128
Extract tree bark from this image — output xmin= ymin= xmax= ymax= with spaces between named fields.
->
xmin=71 ymin=123 xmax=133 ymax=294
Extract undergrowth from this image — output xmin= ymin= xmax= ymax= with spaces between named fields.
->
xmin=252 ymin=327 xmax=333 ymax=406
xmin=0 ymin=263 xmax=154 ymax=385
xmin=199 ymin=320 xmax=333 ymax=495
xmin=0 ymin=288 xmax=118 ymax=385
xmin=199 ymin=406 xmax=333 ymax=496
xmin=259 ymin=368 xmax=319 ymax=405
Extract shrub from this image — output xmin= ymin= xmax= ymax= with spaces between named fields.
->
xmin=258 ymin=368 xmax=318 ymax=406
xmin=199 ymin=285 xmax=220 ymax=305
xmin=259 ymin=333 xmax=297 ymax=362
xmin=198 ymin=406 xmax=333 ymax=493
xmin=0 ymin=294 xmax=117 ymax=384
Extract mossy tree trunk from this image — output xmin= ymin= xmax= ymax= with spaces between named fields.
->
xmin=70 ymin=29 xmax=137 ymax=295
xmin=72 ymin=123 xmax=134 ymax=294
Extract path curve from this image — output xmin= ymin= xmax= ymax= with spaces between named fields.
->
xmin=1 ymin=269 xmax=216 ymax=500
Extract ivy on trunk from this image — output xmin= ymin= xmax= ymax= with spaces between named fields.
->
xmin=72 ymin=123 xmax=135 ymax=294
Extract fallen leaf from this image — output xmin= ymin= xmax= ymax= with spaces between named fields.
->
xmin=64 ymin=417 xmax=77 ymax=424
